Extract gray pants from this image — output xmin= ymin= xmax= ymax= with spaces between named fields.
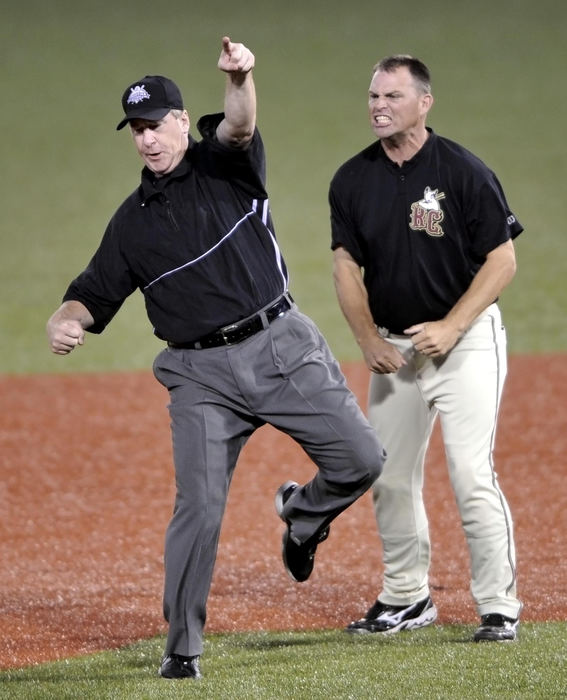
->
xmin=153 ymin=306 xmax=385 ymax=657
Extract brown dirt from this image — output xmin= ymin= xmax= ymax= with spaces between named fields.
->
xmin=1 ymin=356 xmax=566 ymax=670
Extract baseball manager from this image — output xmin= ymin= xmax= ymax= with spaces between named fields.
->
xmin=330 ymin=54 xmax=523 ymax=642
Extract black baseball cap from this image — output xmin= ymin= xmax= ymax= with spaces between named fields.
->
xmin=116 ymin=75 xmax=183 ymax=130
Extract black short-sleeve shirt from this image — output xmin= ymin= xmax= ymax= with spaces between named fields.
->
xmin=63 ymin=113 xmax=289 ymax=343
xmin=329 ymin=129 xmax=523 ymax=333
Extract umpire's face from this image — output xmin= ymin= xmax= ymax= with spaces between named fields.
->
xmin=129 ymin=110 xmax=190 ymax=177
xmin=368 ymin=66 xmax=432 ymax=142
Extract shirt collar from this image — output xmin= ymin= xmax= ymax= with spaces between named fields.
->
xmin=139 ymin=136 xmax=196 ymax=201
xmin=378 ymin=127 xmax=436 ymax=171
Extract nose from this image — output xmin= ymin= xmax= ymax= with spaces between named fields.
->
xmin=142 ymin=128 xmax=156 ymax=146
xmin=373 ymin=95 xmax=388 ymax=110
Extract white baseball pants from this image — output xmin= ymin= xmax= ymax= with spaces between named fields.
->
xmin=368 ymin=303 xmax=521 ymax=619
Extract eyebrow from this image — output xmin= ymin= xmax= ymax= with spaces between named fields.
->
xmin=369 ymin=89 xmax=403 ymax=97
xmin=132 ymin=119 xmax=162 ymax=130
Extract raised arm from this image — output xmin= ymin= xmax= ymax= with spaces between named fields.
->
xmin=216 ymin=36 xmax=256 ymax=148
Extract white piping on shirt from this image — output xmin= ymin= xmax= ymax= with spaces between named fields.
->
xmin=142 ymin=203 xmax=253 ymax=291
xmin=252 ymin=199 xmax=288 ymax=289
xmin=144 ymin=198 xmax=288 ymax=292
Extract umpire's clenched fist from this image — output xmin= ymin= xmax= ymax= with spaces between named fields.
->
xmin=46 ymin=300 xmax=94 ymax=354
xmin=47 ymin=319 xmax=85 ymax=354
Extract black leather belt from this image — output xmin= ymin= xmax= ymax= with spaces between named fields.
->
xmin=167 ymin=294 xmax=293 ymax=350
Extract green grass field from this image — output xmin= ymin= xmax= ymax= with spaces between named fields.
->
xmin=2 ymin=626 xmax=566 ymax=699
xmin=2 ymin=0 xmax=567 ymax=375
xmin=1 ymin=0 xmax=566 ymax=695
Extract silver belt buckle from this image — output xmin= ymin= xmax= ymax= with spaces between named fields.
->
xmin=220 ymin=323 xmax=239 ymax=345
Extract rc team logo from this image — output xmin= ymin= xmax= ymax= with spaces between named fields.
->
xmin=127 ymin=85 xmax=151 ymax=105
xmin=409 ymin=186 xmax=446 ymax=237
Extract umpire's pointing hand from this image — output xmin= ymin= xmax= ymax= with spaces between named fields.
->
xmin=218 ymin=36 xmax=255 ymax=73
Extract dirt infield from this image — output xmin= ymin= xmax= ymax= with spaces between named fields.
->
xmin=1 ymin=356 xmax=566 ymax=669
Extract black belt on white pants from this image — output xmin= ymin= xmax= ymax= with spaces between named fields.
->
xmin=167 ymin=293 xmax=294 ymax=350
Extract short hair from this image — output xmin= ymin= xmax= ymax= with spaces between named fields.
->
xmin=372 ymin=55 xmax=431 ymax=94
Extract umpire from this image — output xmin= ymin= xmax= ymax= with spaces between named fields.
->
xmin=46 ymin=37 xmax=386 ymax=680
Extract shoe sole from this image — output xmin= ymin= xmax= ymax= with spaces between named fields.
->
xmin=474 ymin=637 xmax=517 ymax=642
xmin=474 ymin=631 xmax=517 ymax=642
xmin=275 ymin=480 xmax=298 ymax=522
xmin=281 ymin=529 xmax=303 ymax=583
xmin=346 ymin=604 xmax=438 ymax=635
xmin=276 ymin=481 xmax=303 ymax=582
xmin=158 ymin=668 xmax=202 ymax=679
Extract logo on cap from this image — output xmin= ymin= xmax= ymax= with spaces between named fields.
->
xmin=127 ymin=85 xmax=151 ymax=105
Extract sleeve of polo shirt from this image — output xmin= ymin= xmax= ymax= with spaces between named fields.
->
xmin=464 ymin=169 xmax=524 ymax=259
xmin=62 ymin=216 xmax=138 ymax=334
xmin=328 ymin=170 xmax=364 ymax=266
xmin=195 ymin=113 xmax=268 ymax=197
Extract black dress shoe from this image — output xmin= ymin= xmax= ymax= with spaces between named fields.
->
xmin=275 ymin=480 xmax=329 ymax=582
xmin=159 ymin=653 xmax=202 ymax=679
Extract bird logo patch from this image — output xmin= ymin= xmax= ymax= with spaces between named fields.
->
xmin=409 ymin=186 xmax=446 ymax=237
xmin=127 ymin=85 xmax=151 ymax=104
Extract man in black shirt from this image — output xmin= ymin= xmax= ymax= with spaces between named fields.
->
xmin=46 ymin=37 xmax=386 ymax=680
xmin=330 ymin=54 xmax=522 ymax=642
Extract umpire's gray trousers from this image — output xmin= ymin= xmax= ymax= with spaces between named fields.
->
xmin=153 ymin=305 xmax=386 ymax=657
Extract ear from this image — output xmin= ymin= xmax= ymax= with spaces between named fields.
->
xmin=421 ymin=93 xmax=434 ymax=116
xmin=180 ymin=109 xmax=190 ymax=135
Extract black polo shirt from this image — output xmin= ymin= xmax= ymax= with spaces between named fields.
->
xmin=329 ymin=129 xmax=523 ymax=333
xmin=63 ymin=113 xmax=289 ymax=343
